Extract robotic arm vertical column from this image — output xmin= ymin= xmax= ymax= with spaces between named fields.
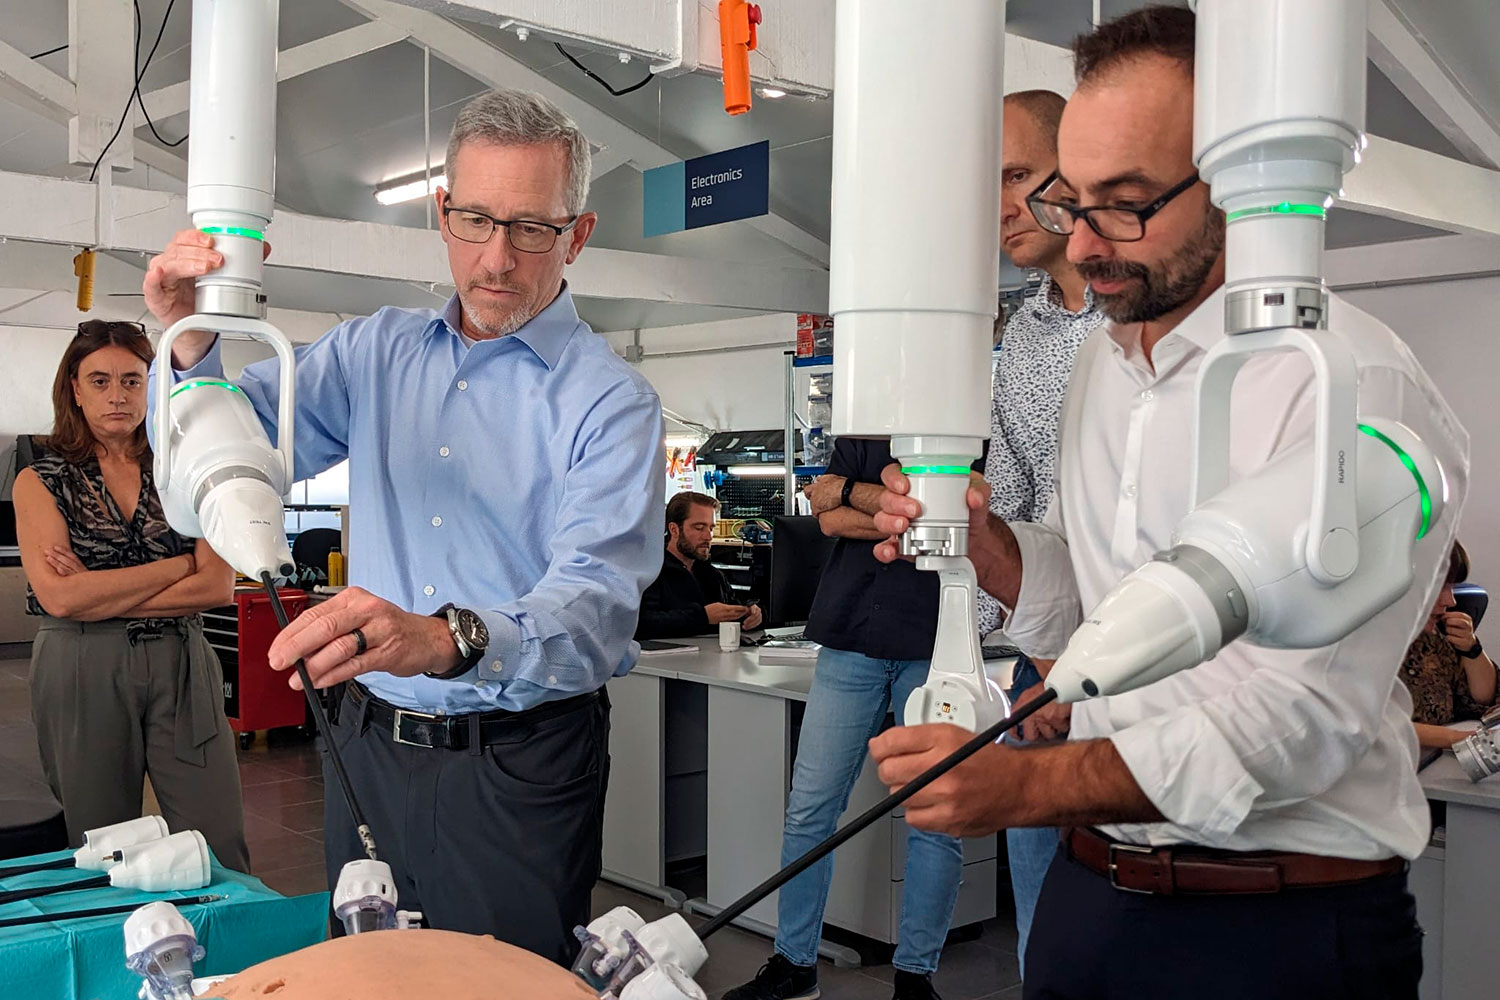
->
xmin=153 ymin=0 xmax=297 ymax=582
xmin=828 ymin=0 xmax=1008 ymax=732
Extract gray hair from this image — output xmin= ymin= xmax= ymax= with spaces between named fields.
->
xmin=445 ymin=89 xmax=592 ymax=216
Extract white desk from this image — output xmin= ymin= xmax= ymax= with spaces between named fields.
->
xmin=1412 ymin=753 xmax=1500 ymax=1000
xmin=602 ymin=637 xmax=999 ymax=967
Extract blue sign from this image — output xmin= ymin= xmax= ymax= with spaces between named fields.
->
xmin=642 ymin=140 xmax=770 ymax=237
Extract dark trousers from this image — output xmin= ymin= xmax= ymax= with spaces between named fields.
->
xmin=1024 ymin=848 xmax=1423 ymax=1000
xmin=320 ymin=685 xmax=611 ymax=966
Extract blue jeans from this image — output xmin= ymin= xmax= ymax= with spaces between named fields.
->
xmin=1003 ymin=654 xmax=1058 ymax=977
xmin=774 ymin=647 xmax=964 ymax=975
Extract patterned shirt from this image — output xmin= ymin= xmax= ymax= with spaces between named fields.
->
xmin=978 ymin=273 xmax=1104 ymax=637
xmin=25 ymin=448 xmax=192 ymax=617
xmin=1398 ymin=629 xmax=1498 ymax=726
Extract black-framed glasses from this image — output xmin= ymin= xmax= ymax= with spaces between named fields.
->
xmin=440 ymin=202 xmax=579 ymax=253
xmin=1026 ymin=171 xmax=1201 ymax=243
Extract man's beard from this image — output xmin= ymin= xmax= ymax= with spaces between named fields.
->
xmin=675 ymin=536 xmax=707 ymax=563
xmin=1077 ymin=209 xmax=1225 ymax=324
xmin=457 ymin=278 xmax=539 ymax=337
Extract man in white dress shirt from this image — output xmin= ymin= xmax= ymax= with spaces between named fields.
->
xmin=866 ymin=7 xmax=1468 ymax=999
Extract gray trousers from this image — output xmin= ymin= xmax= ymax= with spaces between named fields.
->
xmin=28 ymin=616 xmax=250 ymax=872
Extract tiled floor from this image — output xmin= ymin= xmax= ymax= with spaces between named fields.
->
xmin=3 ymin=653 xmax=1025 ymax=999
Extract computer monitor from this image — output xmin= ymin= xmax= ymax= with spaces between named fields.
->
xmin=767 ymin=516 xmax=838 ymax=627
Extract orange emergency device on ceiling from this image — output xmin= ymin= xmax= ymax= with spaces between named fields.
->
xmin=719 ymin=0 xmax=762 ymax=116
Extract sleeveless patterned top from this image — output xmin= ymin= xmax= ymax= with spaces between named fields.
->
xmin=1398 ymin=629 xmax=1496 ymax=726
xmin=25 ymin=448 xmax=193 ymax=617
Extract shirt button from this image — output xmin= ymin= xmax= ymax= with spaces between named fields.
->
xmin=439 ymin=446 xmax=450 ymax=457
xmin=1124 ymin=484 xmax=1138 ymax=499
xmin=475 ymin=679 xmax=488 ymax=688
xmin=431 ymin=516 xmax=443 ymax=527
xmin=873 ymin=603 xmax=882 ymax=611
xmin=1140 ymin=389 xmax=1154 ymax=401
xmin=548 ymin=674 xmax=558 ymax=686
xmin=423 ymin=585 xmax=435 ymax=597
xmin=457 ymin=379 xmax=468 ymax=391
xmin=491 ymin=660 xmax=502 ymax=671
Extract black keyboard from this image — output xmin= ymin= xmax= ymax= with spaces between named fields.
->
xmin=982 ymin=644 xmax=1022 ymax=660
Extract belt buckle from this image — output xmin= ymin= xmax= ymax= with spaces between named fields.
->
xmin=1108 ymin=842 xmax=1158 ymax=894
xmin=391 ymin=707 xmax=444 ymax=748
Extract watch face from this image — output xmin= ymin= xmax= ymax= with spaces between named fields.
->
xmin=458 ymin=609 xmax=489 ymax=650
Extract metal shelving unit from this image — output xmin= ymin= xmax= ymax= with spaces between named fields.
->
xmin=784 ymin=352 xmax=834 ymax=514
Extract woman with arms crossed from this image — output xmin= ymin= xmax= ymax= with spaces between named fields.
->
xmin=14 ymin=320 xmax=248 ymax=870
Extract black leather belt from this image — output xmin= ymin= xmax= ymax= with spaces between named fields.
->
xmin=346 ymin=682 xmax=599 ymax=751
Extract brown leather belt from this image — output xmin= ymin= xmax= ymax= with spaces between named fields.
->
xmin=1064 ymin=827 xmax=1406 ymax=896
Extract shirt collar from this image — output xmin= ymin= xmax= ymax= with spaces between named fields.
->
xmin=1104 ymin=283 xmax=1227 ymax=358
xmin=1032 ymin=271 xmax=1098 ymax=319
xmin=431 ymin=282 xmax=582 ymax=371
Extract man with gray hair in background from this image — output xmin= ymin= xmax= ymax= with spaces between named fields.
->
xmin=143 ymin=89 xmax=665 ymax=964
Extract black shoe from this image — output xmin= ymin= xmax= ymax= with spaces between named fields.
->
xmin=723 ymin=954 xmax=820 ymax=1000
xmin=892 ymin=969 xmax=943 ymax=1000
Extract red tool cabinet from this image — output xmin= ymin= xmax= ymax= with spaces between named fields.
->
xmin=203 ymin=587 xmax=309 ymax=748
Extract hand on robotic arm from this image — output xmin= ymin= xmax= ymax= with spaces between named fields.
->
xmin=872 ymin=463 xmax=1035 ymax=610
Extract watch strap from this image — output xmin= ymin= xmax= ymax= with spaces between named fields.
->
xmin=425 ymin=604 xmax=485 ymax=679
xmin=1461 ymin=639 xmax=1484 ymax=660
xmin=839 ymin=477 xmax=856 ymax=508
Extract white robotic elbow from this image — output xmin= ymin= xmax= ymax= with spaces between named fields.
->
xmin=1048 ymin=417 xmax=1443 ymax=703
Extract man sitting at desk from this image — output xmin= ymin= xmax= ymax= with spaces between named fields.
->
xmin=636 ymin=491 xmax=762 ymax=639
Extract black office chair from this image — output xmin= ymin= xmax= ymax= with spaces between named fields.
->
xmin=1453 ymin=583 xmax=1488 ymax=629
xmin=290 ymin=527 xmax=342 ymax=578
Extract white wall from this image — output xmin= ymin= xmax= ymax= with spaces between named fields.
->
xmin=603 ymin=313 xmax=799 ymax=432
xmin=0 ymin=325 xmax=73 ymax=437
xmin=1341 ymin=276 xmax=1500 ymax=598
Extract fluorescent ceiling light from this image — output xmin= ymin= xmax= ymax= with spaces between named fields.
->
xmin=665 ymin=435 xmax=704 ymax=449
xmin=759 ymin=87 xmax=787 ymax=99
xmin=375 ymin=170 xmax=446 ymax=206
xmin=728 ymin=465 xmax=787 ymax=478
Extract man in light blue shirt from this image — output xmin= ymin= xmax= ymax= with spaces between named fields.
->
xmin=143 ymin=90 xmax=664 ymax=964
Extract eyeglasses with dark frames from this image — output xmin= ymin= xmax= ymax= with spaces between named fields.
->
xmin=1026 ymin=171 xmax=1202 ymax=243
xmin=440 ymin=199 xmax=579 ymax=254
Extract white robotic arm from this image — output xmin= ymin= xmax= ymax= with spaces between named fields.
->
xmin=151 ymin=0 xmax=297 ymax=583
xmin=1046 ymin=416 xmax=1444 ymax=702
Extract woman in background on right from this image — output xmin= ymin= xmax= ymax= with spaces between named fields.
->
xmin=1399 ymin=540 xmax=1499 ymax=749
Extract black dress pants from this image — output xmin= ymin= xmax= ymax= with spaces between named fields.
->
xmin=1024 ymin=848 xmax=1423 ymax=1000
xmin=320 ymin=684 xmax=611 ymax=966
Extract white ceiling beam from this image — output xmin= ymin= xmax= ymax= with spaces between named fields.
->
xmin=0 ymin=169 xmax=828 ymax=314
xmin=1325 ymin=233 xmax=1500 ymax=290
xmin=0 ymin=39 xmax=77 ymax=120
xmin=136 ymin=21 xmax=412 ymax=125
xmin=1341 ymin=134 xmax=1500 ymax=239
xmin=342 ymin=0 xmax=831 ymax=265
xmin=1368 ymin=0 xmax=1500 ymax=170
xmin=0 ymin=31 xmax=187 ymax=181
xmin=589 ymin=146 xmax=631 ymax=183
xmin=68 ymin=0 xmax=135 ymax=170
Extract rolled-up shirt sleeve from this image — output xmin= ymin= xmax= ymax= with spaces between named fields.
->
xmin=1110 ymin=630 xmax=1402 ymax=844
xmin=1002 ymin=497 xmax=1083 ymax=659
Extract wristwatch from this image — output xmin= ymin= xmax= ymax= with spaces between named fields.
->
xmin=425 ymin=604 xmax=489 ymax=679
xmin=1461 ymin=639 xmax=1485 ymax=660
xmin=839 ymin=477 xmax=857 ymax=508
